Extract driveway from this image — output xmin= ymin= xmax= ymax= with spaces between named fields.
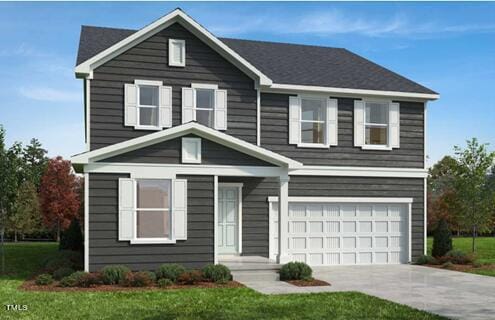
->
xmin=313 ymin=265 xmax=495 ymax=320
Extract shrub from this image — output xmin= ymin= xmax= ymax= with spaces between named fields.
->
xmin=59 ymin=271 xmax=87 ymax=287
xmin=35 ymin=274 xmax=53 ymax=286
xmin=43 ymin=250 xmax=83 ymax=272
xmin=177 ymin=270 xmax=203 ymax=285
xmin=76 ymin=272 xmax=104 ymax=288
xmin=157 ymin=278 xmax=174 ymax=288
xmin=202 ymin=264 xmax=231 ymax=283
xmin=53 ymin=267 xmax=75 ymax=280
xmin=279 ymin=262 xmax=313 ymax=281
xmin=156 ymin=264 xmax=186 ymax=282
xmin=60 ymin=219 xmax=84 ymax=252
xmin=442 ymin=261 xmax=454 ymax=269
xmin=441 ymin=250 xmax=474 ymax=265
xmin=101 ymin=265 xmax=131 ymax=285
xmin=415 ymin=255 xmax=438 ymax=265
xmin=432 ymin=219 xmax=452 ymax=258
xmin=121 ymin=271 xmax=156 ymax=287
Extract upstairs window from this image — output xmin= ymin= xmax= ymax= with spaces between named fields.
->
xmin=195 ymin=88 xmax=215 ymax=127
xmin=365 ymin=102 xmax=388 ymax=146
xmin=138 ymin=85 xmax=159 ymax=128
xmin=169 ymin=39 xmax=185 ymax=67
xmin=301 ymin=98 xmax=326 ymax=145
xmin=182 ymin=84 xmax=227 ymax=130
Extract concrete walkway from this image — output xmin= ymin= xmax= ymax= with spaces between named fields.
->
xmin=236 ymin=265 xmax=495 ymax=320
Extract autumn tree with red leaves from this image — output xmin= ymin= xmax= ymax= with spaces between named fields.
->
xmin=39 ymin=156 xmax=80 ymax=241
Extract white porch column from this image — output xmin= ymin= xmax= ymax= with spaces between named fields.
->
xmin=278 ymin=175 xmax=290 ymax=264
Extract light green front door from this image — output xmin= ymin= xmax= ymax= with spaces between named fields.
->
xmin=218 ymin=187 xmax=239 ymax=254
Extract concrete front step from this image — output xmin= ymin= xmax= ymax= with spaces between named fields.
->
xmin=226 ymin=262 xmax=281 ymax=272
xmin=232 ymin=270 xmax=280 ymax=282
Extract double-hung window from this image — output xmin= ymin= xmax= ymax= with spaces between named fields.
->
xmin=195 ymin=88 xmax=215 ymax=127
xmin=136 ymin=179 xmax=171 ymax=239
xmin=300 ymin=98 xmax=326 ymax=145
xmin=182 ymin=84 xmax=227 ymax=130
xmin=138 ymin=85 xmax=160 ymax=129
xmin=365 ymin=101 xmax=389 ymax=146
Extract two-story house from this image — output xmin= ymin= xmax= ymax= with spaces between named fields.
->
xmin=71 ymin=9 xmax=438 ymax=272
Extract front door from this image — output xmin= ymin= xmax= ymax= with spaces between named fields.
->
xmin=218 ymin=186 xmax=239 ymax=254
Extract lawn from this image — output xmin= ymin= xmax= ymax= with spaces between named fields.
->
xmin=427 ymin=236 xmax=495 ymax=277
xmin=0 ymin=242 xmax=444 ymax=320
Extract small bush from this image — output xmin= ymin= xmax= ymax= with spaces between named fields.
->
xmin=473 ymin=261 xmax=483 ymax=268
xmin=35 ymin=274 xmax=53 ymax=286
xmin=441 ymin=250 xmax=474 ymax=265
xmin=43 ymin=250 xmax=83 ymax=272
xmin=60 ymin=219 xmax=84 ymax=252
xmin=76 ymin=272 xmax=104 ymax=288
xmin=432 ymin=219 xmax=452 ymax=258
xmin=121 ymin=271 xmax=156 ymax=287
xmin=442 ymin=261 xmax=454 ymax=269
xmin=101 ymin=265 xmax=131 ymax=285
xmin=157 ymin=278 xmax=174 ymax=288
xmin=279 ymin=262 xmax=312 ymax=281
xmin=53 ymin=267 xmax=75 ymax=280
xmin=156 ymin=264 xmax=186 ymax=282
xmin=202 ymin=264 xmax=231 ymax=283
xmin=415 ymin=255 xmax=438 ymax=265
xmin=59 ymin=271 xmax=87 ymax=287
xmin=177 ymin=270 xmax=203 ymax=285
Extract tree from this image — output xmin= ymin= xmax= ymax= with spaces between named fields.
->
xmin=39 ymin=156 xmax=80 ymax=241
xmin=431 ymin=218 xmax=452 ymax=257
xmin=8 ymin=181 xmax=41 ymax=242
xmin=22 ymin=138 xmax=48 ymax=189
xmin=452 ymin=138 xmax=495 ymax=252
xmin=60 ymin=219 xmax=83 ymax=252
xmin=0 ymin=126 xmax=23 ymax=272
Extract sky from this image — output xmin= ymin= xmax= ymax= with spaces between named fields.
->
xmin=0 ymin=1 xmax=494 ymax=167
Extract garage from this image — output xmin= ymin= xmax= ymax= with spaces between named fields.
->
xmin=268 ymin=197 xmax=412 ymax=266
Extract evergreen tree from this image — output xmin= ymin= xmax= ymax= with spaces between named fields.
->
xmin=432 ymin=218 xmax=452 ymax=257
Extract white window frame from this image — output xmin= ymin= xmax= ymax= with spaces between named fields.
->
xmin=132 ymin=178 xmax=175 ymax=244
xmin=362 ymin=99 xmax=392 ymax=150
xmin=192 ymin=83 xmax=218 ymax=128
xmin=169 ymin=39 xmax=186 ymax=67
xmin=135 ymin=80 xmax=162 ymax=131
xmin=298 ymin=95 xmax=329 ymax=148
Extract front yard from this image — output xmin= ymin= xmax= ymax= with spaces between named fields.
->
xmin=427 ymin=236 xmax=495 ymax=277
xmin=0 ymin=242 xmax=444 ymax=320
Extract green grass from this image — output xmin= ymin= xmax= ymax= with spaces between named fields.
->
xmin=0 ymin=242 xmax=445 ymax=320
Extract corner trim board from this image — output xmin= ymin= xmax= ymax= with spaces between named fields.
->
xmin=84 ymin=172 xmax=89 ymax=272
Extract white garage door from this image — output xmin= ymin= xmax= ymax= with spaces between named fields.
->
xmin=269 ymin=200 xmax=410 ymax=266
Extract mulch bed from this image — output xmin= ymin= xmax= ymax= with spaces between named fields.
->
xmin=285 ymin=279 xmax=330 ymax=287
xmin=20 ymin=280 xmax=244 ymax=292
xmin=426 ymin=263 xmax=495 ymax=273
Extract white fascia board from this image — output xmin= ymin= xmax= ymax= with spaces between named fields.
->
xmin=267 ymin=196 xmax=414 ymax=203
xmin=75 ymin=9 xmax=272 ymax=86
xmin=71 ymin=122 xmax=302 ymax=168
xmin=263 ymin=83 xmax=439 ymax=101
xmin=289 ymin=165 xmax=428 ymax=178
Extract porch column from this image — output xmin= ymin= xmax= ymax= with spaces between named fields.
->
xmin=278 ymin=175 xmax=290 ymax=264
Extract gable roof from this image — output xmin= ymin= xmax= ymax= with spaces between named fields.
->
xmin=71 ymin=122 xmax=302 ymax=169
xmin=76 ymin=10 xmax=438 ymax=99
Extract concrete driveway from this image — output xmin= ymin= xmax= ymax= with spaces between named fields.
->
xmin=313 ymin=265 xmax=495 ymax=320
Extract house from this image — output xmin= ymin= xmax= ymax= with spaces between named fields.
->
xmin=71 ymin=8 xmax=438 ymax=272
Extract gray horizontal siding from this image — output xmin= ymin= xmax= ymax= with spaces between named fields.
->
xmin=288 ymin=176 xmax=425 ymax=260
xmin=103 ymin=134 xmax=273 ymax=166
xmin=90 ymin=22 xmax=257 ymax=150
xmin=88 ymin=173 xmax=214 ymax=271
xmin=261 ymin=93 xmax=425 ymax=168
xmin=219 ymin=177 xmax=278 ymax=258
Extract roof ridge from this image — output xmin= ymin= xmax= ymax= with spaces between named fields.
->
xmin=220 ymin=37 xmax=345 ymax=51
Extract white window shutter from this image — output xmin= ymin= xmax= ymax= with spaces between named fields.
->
xmin=118 ymin=178 xmax=135 ymax=241
xmin=159 ymin=86 xmax=172 ymax=128
xmin=124 ymin=84 xmax=138 ymax=127
xmin=354 ymin=100 xmax=365 ymax=147
xmin=389 ymin=102 xmax=400 ymax=148
xmin=289 ymin=96 xmax=301 ymax=144
xmin=327 ymin=98 xmax=338 ymax=146
xmin=173 ymin=179 xmax=188 ymax=240
xmin=182 ymin=88 xmax=194 ymax=123
xmin=214 ymin=89 xmax=227 ymax=130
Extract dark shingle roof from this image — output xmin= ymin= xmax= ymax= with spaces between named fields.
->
xmin=76 ymin=25 xmax=436 ymax=95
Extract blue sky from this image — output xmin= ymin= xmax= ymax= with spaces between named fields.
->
xmin=0 ymin=2 xmax=494 ymax=166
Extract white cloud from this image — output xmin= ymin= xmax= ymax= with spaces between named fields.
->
xmin=18 ymin=86 xmax=80 ymax=103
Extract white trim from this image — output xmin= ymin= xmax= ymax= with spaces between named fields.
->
xmin=424 ymin=178 xmax=427 ymax=255
xmin=71 ymin=122 xmax=302 ymax=168
xmin=424 ymin=102 xmax=428 ymax=170
xmin=218 ymin=183 xmax=243 ymax=255
xmin=278 ymin=175 xmax=290 ymax=264
xmin=191 ymin=83 xmax=218 ymax=90
xmin=268 ymin=196 xmax=414 ymax=204
xmin=134 ymin=80 xmax=164 ymax=131
xmin=135 ymin=79 xmax=163 ymax=86
xmin=75 ymin=9 xmax=272 ymax=86
xmin=361 ymin=145 xmax=393 ymax=151
xmin=130 ymin=239 xmax=176 ymax=244
xmin=85 ymin=79 xmax=90 ymax=151
xmin=168 ymin=38 xmax=185 ymax=67
xmin=263 ymin=83 xmax=439 ymax=101
xmin=297 ymin=143 xmax=329 ymax=149
xmin=214 ymin=176 xmax=218 ymax=264
xmin=256 ymin=88 xmax=261 ymax=146
xmin=84 ymin=172 xmax=89 ymax=272
xmin=181 ymin=137 xmax=202 ymax=164
xmin=409 ymin=201 xmax=413 ymax=262
xmin=289 ymin=166 xmax=428 ymax=178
